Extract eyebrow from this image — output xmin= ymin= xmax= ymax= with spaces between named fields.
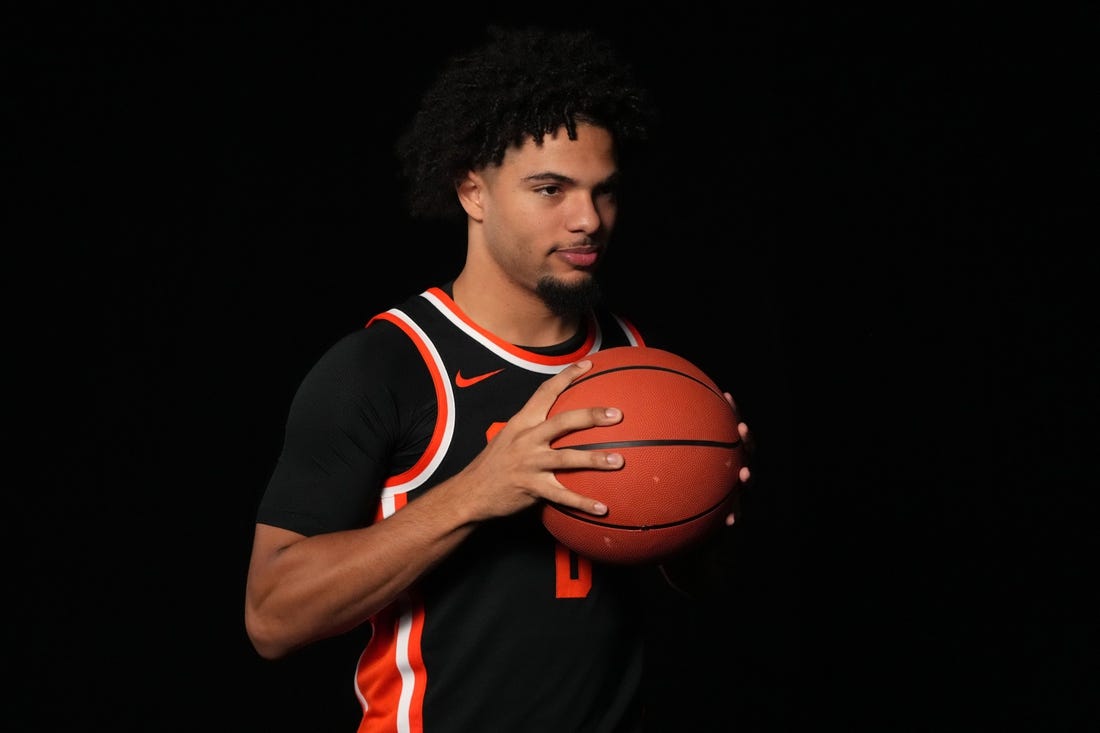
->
xmin=522 ymin=172 xmax=574 ymax=185
xmin=521 ymin=171 xmax=621 ymax=187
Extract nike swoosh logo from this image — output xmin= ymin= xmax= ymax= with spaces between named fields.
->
xmin=455 ymin=368 xmax=505 ymax=388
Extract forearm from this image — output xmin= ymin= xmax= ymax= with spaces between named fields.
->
xmin=245 ymin=484 xmax=477 ymax=659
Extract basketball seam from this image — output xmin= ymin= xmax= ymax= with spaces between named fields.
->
xmin=558 ymin=438 xmax=742 ymax=450
xmin=563 ymin=365 xmax=725 ymax=400
xmin=543 ymin=489 xmax=735 ymax=530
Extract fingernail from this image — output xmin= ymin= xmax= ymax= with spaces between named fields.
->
xmin=593 ymin=502 xmax=608 ymax=515
xmin=604 ymin=408 xmax=620 ymax=419
xmin=606 ymin=453 xmax=623 ymax=466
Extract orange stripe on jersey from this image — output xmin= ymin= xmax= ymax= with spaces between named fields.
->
xmin=367 ymin=311 xmax=449 ymax=489
xmin=424 ymin=286 xmax=601 ymax=367
xmin=357 ymin=493 xmax=429 ymax=732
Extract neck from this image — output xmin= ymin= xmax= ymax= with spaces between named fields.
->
xmin=451 ymin=271 xmax=579 ymax=347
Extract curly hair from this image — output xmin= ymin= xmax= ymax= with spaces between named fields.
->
xmin=395 ymin=25 xmax=658 ymax=220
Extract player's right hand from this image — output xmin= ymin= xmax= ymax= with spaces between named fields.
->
xmin=449 ymin=359 xmax=623 ymax=522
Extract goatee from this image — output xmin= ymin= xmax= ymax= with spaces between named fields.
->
xmin=536 ymin=276 xmax=603 ymax=318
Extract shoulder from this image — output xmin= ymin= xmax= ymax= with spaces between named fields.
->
xmin=289 ymin=318 xmax=431 ymax=410
xmin=317 ymin=319 xmax=419 ymax=371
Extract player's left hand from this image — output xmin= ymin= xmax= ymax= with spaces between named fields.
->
xmin=723 ymin=392 xmax=753 ymax=526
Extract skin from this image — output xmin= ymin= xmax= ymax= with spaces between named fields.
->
xmin=244 ymin=122 xmax=751 ymax=660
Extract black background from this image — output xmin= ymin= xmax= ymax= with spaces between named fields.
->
xmin=12 ymin=3 xmax=1096 ymax=731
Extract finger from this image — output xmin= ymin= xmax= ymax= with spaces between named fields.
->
xmin=524 ymin=360 xmax=594 ymax=419
xmin=725 ymin=393 xmax=752 ymax=448
xmin=552 ymin=444 xmax=625 ymax=472
xmin=543 ymin=406 xmax=625 ymax=515
xmin=542 ymin=447 xmax=623 ymax=516
xmin=738 ymin=421 xmax=755 ymax=458
xmin=546 ymin=489 xmax=609 ymax=516
xmin=724 ymin=391 xmax=737 ymax=412
xmin=543 ymin=405 xmax=623 ymax=442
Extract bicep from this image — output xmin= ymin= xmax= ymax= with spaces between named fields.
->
xmin=256 ymin=325 xmax=429 ymax=535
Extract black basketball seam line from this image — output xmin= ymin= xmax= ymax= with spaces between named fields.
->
xmin=563 ymin=364 xmax=726 ymax=401
xmin=559 ymin=438 xmax=742 ymax=450
xmin=543 ymin=488 xmax=736 ymax=531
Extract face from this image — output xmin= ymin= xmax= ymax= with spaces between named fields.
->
xmin=466 ymin=123 xmax=620 ymax=316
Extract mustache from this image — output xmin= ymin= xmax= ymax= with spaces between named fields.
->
xmin=553 ymin=238 xmax=601 ymax=251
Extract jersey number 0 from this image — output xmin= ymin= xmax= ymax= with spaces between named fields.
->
xmin=487 ymin=421 xmax=593 ymax=599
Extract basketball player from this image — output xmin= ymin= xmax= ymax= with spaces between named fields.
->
xmin=244 ymin=25 xmax=752 ymax=732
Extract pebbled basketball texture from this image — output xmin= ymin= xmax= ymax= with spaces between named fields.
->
xmin=542 ymin=345 xmax=744 ymax=564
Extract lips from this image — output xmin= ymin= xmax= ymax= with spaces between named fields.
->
xmin=555 ymin=247 xmax=600 ymax=268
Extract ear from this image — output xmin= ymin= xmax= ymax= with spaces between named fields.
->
xmin=455 ymin=171 xmax=485 ymax=222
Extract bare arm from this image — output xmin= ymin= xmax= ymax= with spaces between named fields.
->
xmin=245 ymin=359 xmax=625 ymax=659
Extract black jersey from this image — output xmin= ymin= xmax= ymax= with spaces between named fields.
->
xmin=258 ymin=286 xmax=650 ymax=733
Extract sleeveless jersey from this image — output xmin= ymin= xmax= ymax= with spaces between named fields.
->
xmin=260 ymin=286 xmax=651 ymax=732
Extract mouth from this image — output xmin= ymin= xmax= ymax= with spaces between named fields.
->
xmin=554 ymin=244 xmax=601 ymax=269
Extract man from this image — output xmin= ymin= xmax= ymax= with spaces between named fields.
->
xmin=245 ymin=25 xmax=751 ymax=732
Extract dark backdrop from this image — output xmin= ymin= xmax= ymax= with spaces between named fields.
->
xmin=13 ymin=4 xmax=1095 ymax=732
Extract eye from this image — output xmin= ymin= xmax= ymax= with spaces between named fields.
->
xmin=535 ymin=184 xmax=563 ymax=197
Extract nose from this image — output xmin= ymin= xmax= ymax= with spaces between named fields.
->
xmin=567 ymin=191 xmax=614 ymax=235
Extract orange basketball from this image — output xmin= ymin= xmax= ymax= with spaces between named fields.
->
xmin=542 ymin=346 xmax=744 ymax=564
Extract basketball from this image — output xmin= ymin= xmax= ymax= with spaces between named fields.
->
xmin=542 ymin=345 xmax=744 ymax=564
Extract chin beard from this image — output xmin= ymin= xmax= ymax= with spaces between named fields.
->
xmin=536 ymin=276 xmax=603 ymax=318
